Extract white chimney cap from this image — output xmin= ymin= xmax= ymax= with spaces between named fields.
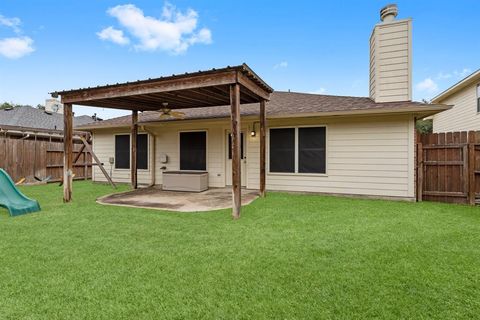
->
xmin=380 ymin=4 xmax=398 ymax=22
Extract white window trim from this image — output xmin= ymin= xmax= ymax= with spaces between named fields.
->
xmin=113 ymin=133 xmax=150 ymax=172
xmin=267 ymin=125 xmax=328 ymax=177
xmin=178 ymin=130 xmax=209 ymax=171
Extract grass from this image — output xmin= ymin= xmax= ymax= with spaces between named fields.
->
xmin=1 ymin=181 xmax=479 ymax=319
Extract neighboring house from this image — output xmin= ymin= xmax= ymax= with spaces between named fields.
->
xmin=431 ymin=69 xmax=480 ymax=132
xmin=0 ymin=105 xmax=95 ymax=131
xmin=75 ymin=4 xmax=449 ymax=201
xmin=0 ymin=105 xmax=97 ymax=183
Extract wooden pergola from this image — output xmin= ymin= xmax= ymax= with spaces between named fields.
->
xmin=52 ymin=64 xmax=273 ymax=219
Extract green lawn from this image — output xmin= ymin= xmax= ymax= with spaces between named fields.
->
xmin=1 ymin=181 xmax=479 ymax=319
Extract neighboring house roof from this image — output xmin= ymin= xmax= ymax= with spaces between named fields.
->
xmin=77 ymin=91 xmax=450 ymax=130
xmin=432 ymin=69 xmax=480 ymax=103
xmin=0 ymin=106 xmax=95 ymax=131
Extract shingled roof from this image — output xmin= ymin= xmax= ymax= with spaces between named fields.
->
xmin=76 ymin=91 xmax=450 ymax=130
xmin=0 ymin=106 xmax=96 ymax=131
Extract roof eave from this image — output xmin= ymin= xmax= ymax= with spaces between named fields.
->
xmin=77 ymin=104 xmax=452 ymax=131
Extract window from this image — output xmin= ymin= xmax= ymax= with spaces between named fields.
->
xmin=477 ymin=84 xmax=480 ymax=113
xmin=298 ymin=127 xmax=326 ymax=173
xmin=269 ymin=127 xmax=326 ymax=174
xmin=115 ymin=135 xmax=130 ymax=169
xmin=269 ymin=128 xmax=295 ymax=172
xmin=114 ymin=134 xmax=149 ymax=170
xmin=180 ymin=131 xmax=207 ymax=170
xmin=136 ymin=134 xmax=148 ymax=170
xmin=228 ymin=133 xmax=245 ymax=159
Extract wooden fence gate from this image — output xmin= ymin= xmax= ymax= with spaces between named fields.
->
xmin=417 ymin=131 xmax=479 ymax=205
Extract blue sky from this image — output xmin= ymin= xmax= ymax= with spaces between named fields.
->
xmin=0 ymin=0 xmax=479 ymax=119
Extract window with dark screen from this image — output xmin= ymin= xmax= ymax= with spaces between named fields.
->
xmin=180 ymin=131 xmax=207 ymax=170
xmin=269 ymin=128 xmax=295 ymax=173
xmin=269 ymin=126 xmax=327 ymax=174
xmin=115 ymin=134 xmax=149 ymax=170
xmin=115 ymin=135 xmax=130 ymax=169
xmin=298 ymin=127 xmax=326 ymax=173
xmin=136 ymin=134 xmax=148 ymax=170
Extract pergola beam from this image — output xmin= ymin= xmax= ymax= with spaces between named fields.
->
xmin=237 ymin=72 xmax=271 ymax=101
xmin=61 ymin=72 xmax=237 ymax=104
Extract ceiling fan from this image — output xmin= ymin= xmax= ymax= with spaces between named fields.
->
xmin=156 ymin=102 xmax=185 ymax=119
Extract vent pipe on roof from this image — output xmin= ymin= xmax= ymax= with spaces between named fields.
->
xmin=380 ymin=4 xmax=398 ymax=22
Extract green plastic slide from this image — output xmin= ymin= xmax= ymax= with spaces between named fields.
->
xmin=0 ymin=169 xmax=41 ymax=216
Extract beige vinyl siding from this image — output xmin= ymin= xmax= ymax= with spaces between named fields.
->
xmin=148 ymin=123 xmax=228 ymax=188
xmin=91 ymin=114 xmax=415 ymax=200
xmin=247 ymin=115 xmax=415 ymax=199
xmin=92 ymin=121 xmax=243 ymax=188
xmin=92 ymin=129 xmax=154 ymax=185
xmin=432 ymin=83 xmax=480 ymax=132
xmin=369 ymin=19 xmax=412 ymax=103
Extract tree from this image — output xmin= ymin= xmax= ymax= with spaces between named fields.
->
xmin=0 ymin=102 xmax=14 ymax=110
xmin=416 ymin=119 xmax=433 ymax=134
xmin=37 ymin=104 xmax=45 ymax=110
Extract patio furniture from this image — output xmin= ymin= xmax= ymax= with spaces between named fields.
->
xmin=162 ymin=171 xmax=208 ymax=192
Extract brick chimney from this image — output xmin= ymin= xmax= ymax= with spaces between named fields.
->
xmin=369 ymin=4 xmax=412 ymax=102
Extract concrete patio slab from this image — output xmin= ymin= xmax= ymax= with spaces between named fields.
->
xmin=97 ymin=187 xmax=259 ymax=212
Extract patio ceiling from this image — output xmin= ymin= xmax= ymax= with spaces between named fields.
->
xmin=51 ymin=64 xmax=273 ymax=111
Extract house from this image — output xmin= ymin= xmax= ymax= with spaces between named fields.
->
xmin=70 ymin=4 xmax=449 ymax=202
xmin=0 ymin=104 xmax=95 ymax=131
xmin=0 ymin=104 xmax=99 ymax=183
xmin=431 ymin=69 xmax=480 ymax=132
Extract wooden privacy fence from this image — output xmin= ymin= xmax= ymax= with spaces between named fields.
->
xmin=417 ymin=131 xmax=479 ymax=205
xmin=0 ymin=132 xmax=92 ymax=183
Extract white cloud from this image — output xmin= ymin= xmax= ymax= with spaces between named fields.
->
xmin=97 ymin=26 xmax=130 ymax=45
xmin=0 ymin=36 xmax=34 ymax=59
xmin=435 ymin=68 xmax=472 ymax=81
xmin=0 ymin=14 xmax=21 ymax=33
xmin=101 ymin=3 xmax=212 ymax=54
xmin=454 ymin=68 xmax=472 ymax=78
xmin=416 ymin=78 xmax=438 ymax=93
xmin=310 ymin=88 xmax=326 ymax=94
xmin=0 ymin=14 xmax=35 ymax=59
xmin=273 ymin=61 xmax=288 ymax=69
xmin=436 ymin=72 xmax=452 ymax=80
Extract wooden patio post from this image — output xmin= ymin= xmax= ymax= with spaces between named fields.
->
xmin=131 ymin=110 xmax=138 ymax=189
xmin=63 ymin=103 xmax=73 ymax=202
xmin=260 ymin=100 xmax=266 ymax=197
xmin=230 ymin=83 xmax=241 ymax=219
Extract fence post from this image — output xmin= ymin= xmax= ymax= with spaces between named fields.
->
xmin=417 ymin=142 xmax=423 ymax=202
xmin=468 ymin=131 xmax=476 ymax=205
